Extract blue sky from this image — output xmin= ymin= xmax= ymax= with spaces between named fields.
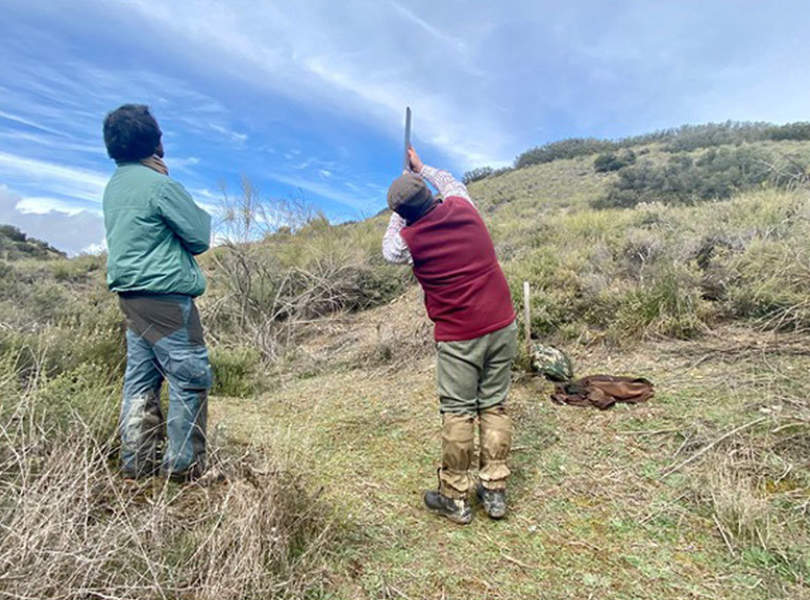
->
xmin=1 ymin=0 xmax=808 ymax=254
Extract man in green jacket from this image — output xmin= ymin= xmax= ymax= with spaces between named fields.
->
xmin=102 ymin=104 xmax=212 ymax=481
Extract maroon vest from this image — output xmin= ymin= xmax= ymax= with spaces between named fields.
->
xmin=400 ymin=196 xmax=516 ymax=341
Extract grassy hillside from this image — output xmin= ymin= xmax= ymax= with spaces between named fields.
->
xmin=2 ymin=128 xmax=810 ymax=598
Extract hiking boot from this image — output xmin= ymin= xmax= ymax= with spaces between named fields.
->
xmin=423 ymin=490 xmax=472 ymax=524
xmin=120 ymin=461 xmax=160 ymax=480
xmin=477 ymin=483 xmax=507 ymax=519
xmin=161 ymin=460 xmax=206 ymax=484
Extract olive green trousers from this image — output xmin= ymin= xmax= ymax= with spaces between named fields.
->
xmin=435 ymin=321 xmax=517 ymax=498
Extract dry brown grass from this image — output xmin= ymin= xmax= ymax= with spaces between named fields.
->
xmin=0 ymin=384 xmax=335 ymax=600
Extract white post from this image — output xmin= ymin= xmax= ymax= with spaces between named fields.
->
xmin=523 ymin=280 xmax=531 ymax=358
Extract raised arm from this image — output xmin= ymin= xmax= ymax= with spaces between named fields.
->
xmin=382 ymin=211 xmax=412 ymax=264
xmin=406 ymin=147 xmax=474 ymax=207
xmin=156 ymin=179 xmax=211 ymax=255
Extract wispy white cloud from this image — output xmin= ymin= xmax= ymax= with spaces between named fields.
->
xmin=169 ymin=156 xmax=201 ymax=174
xmin=0 ymin=130 xmax=104 ymax=155
xmin=209 ymin=124 xmax=248 ymax=144
xmin=186 ymin=187 xmax=221 ymax=214
xmin=0 ymin=49 xmax=254 ymax=223
xmin=387 ymin=1 xmax=466 ymax=50
xmin=0 ymin=110 xmax=67 ymax=137
xmin=15 ymin=196 xmax=99 ymax=216
xmin=267 ymin=171 xmax=378 ymax=215
xmin=120 ymin=0 xmax=512 ymax=168
xmin=0 ymin=151 xmax=108 ymax=203
xmin=81 ymin=240 xmax=106 ymax=255
xmin=188 ymin=187 xmax=221 ymax=202
xmin=301 ymin=56 xmax=500 ymax=166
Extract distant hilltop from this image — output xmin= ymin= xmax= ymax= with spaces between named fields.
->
xmin=464 ymin=120 xmax=810 ymax=184
xmin=0 ymin=224 xmax=66 ymax=260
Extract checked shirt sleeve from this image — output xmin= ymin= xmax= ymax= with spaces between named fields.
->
xmin=381 ymin=211 xmax=412 ymax=264
xmin=420 ymin=165 xmax=474 ymax=207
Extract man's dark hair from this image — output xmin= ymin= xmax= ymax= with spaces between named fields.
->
xmin=103 ymin=104 xmax=162 ymax=162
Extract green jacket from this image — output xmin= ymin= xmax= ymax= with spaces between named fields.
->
xmin=103 ymin=163 xmax=211 ymax=297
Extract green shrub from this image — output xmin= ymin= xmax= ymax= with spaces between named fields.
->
xmin=663 ymin=120 xmax=810 ymax=152
xmin=512 ymin=121 xmax=810 ymax=173
xmin=516 ymin=138 xmax=617 ymax=169
xmin=724 ymin=239 xmax=810 ymax=330
xmin=593 ymin=149 xmax=636 ymax=172
xmin=463 ymin=165 xmax=515 ymax=184
xmin=210 ymin=346 xmax=262 ymax=396
xmin=767 ymin=121 xmax=810 ymax=141
xmin=50 ymin=254 xmax=104 ymax=282
xmin=612 ymin=263 xmax=712 ymax=339
xmin=594 ymin=146 xmax=809 ymax=209
xmin=35 ymin=362 xmax=120 ymax=439
xmin=0 ymin=305 xmax=125 ymax=386
xmin=463 ymin=166 xmax=494 ymax=184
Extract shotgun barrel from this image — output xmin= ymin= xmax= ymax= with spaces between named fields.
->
xmin=403 ymin=106 xmax=411 ymax=171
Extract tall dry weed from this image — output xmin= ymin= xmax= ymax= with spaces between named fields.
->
xmin=0 ymin=376 xmax=335 ymax=599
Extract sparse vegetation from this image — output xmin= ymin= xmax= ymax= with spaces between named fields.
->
xmin=206 ymin=216 xmax=411 ymax=364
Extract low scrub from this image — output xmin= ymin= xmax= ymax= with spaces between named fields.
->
xmin=593 ymin=145 xmax=809 ymax=209
xmin=0 ymin=352 xmax=335 ymax=600
xmin=210 ymin=345 xmax=263 ymax=396
xmin=0 ymin=309 xmax=125 ymax=385
xmin=462 ymin=165 xmax=514 ymax=184
xmin=516 ymin=137 xmax=617 ymax=169
xmin=593 ymin=149 xmax=636 ymax=172
xmin=509 ymin=120 xmax=810 ymax=172
xmin=505 ymin=188 xmax=810 ymax=344
xmin=203 ymin=217 xmax=410 ymax=362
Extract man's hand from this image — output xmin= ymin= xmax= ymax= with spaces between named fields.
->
xmin=407 ymin=146 xmax=424 ymax=173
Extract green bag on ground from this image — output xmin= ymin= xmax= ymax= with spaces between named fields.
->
xmin=530 ymin=343 xmax=574 ymax=382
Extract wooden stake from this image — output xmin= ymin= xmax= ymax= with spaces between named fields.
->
xmin=523 ymin=280 xmax=531 ymax=357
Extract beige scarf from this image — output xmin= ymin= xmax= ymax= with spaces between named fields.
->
xmin=140 ymin=155 xmax=169 ymax=175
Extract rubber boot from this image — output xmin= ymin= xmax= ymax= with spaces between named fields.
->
xmin=119 ymin=388 xmax=165 ymax=479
